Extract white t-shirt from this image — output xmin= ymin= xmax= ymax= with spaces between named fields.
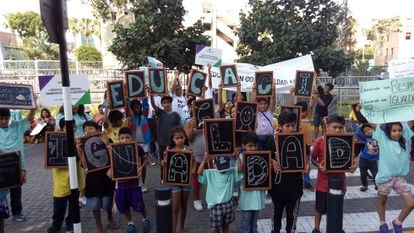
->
xmin=172 ymin=94 xmax=187 ymax=117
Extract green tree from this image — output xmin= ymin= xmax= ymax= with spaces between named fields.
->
xmin=236 ymin=0 xmax=353 ymax=77
xmin=5 ymin=11 xmax=43 ymax=38
xmin=79 ymin=18 xmax=101 ymax=45
xmin=355 ymin=47 xmax=374 ymax=60
xmin=88 ymin=0 xmax=132 ymax=23
xmin=76 ymin=45 xmax=102 ymax=61
xmin=109 ymin=0 xmax=209 ymax=72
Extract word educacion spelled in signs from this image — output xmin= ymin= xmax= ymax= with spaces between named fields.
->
xmin=0 ymin=83 xmax=36 ymax=109
xmin=275 ymin=133 xmax=306 ymax=172
xmin=79 ymin=133 xmax=110 ymax=173
xmin=164 ymin=149 xmax=193 ymax=186
xmin=0 ymin=152 xmax=22 ymax=190
xmin=109 ymin=142 xmax=140 ymax=180
xmin=324 ymin=134 xmax=355 ymax=172
xmin=243 ymin=151 xmax=271 ymax=190
xmin=359 ymin=76 xmax=414 ymax=123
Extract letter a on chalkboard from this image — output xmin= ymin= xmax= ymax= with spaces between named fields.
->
xmin=220 ymin=65 xmax=238 ymax=87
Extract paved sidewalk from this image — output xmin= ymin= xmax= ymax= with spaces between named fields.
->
xmin=4 ymin=143 xmax=414 ymax=232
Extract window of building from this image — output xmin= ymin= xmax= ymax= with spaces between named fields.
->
xmin=387 ymin=34 xmax=390 ymax=42
xmin=406 ymin=32 xmax=411 ymax=40
xmin=391 ymin=48 xmax=394 ymax=58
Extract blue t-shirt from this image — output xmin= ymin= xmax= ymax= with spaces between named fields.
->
xmin=356 ymin=127 xmax=379 ymax=161
xmin=373 ymin=123 xmax=414 ymax=184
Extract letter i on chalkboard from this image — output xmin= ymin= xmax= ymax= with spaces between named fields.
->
xmin=294 ymin=70 xmax=315 ymax=98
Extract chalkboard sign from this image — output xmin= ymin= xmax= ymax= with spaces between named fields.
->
xmin=193 ymin=98 xmax=215 ymax=130
xmin=324 ymin=134 xmax=355 ymax=172
xmin=236 ymin=101 xmax=257 ymax=132
xmin=275 ymin=133 xmax=306 ymax=173
xmin=0 ymin=83 xmax=36 ymax=109
xmin=243 ymin=151 xmax=271 ymax=190
xmin=345 ymin=120 xmax=359 ymax=133
xmin=187 ymin=70 xmax=207 ymax=98
xmin=279 ymin=105 xmax=302 ymax=132
xmin=0 ymin=152 xmax=22 ymax=190
xmin=45 ymin=132 xmax=68 ymax=169
xmin=125 ymin=70 xmax=146 ymax=99
xmin=109 ymin=142 xmax=140 ymax=180
xmin=148 ymin=68 xmax=167 ymax=96
xmin=204 ymin=118 xmax=236 ymax=156
xmin=219 ymin=64 xmax=238 ymax=87
xmin=294 ymin=70 xmax=315 ymax=98
xmin=79 ymin=133 xmax=110 ymax=173
xmin=163 ymin=149 xmax=193 ymax=186
xmin=254 ymin=71 xmax=274 ymax=97
xmin=107 ymin=80 xmax=125 ymax=109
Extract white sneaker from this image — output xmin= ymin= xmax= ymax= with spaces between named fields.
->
xmin=142 ymin=185 xmax=148 ymax=193
xmin=79 ymin=196 xmax=86 ymax=207
xmin=193 ymin=200 xmax=203 ymax=211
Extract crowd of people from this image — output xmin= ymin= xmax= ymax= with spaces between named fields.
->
xmin=1 ymin=66 xmax=414 ymax=233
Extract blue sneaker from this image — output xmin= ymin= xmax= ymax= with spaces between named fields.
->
xmin=379 ymin=223 xmax=389 ymax=233
xmin=392 ymin=220 xmax=402 ymax=233
xmin=143 ymin=219 xmax=151 ymax=233
xmin=126 ymin=224 xmax=136 ymax=233
xmin=14 ymin=213 xmax=25 ymax=222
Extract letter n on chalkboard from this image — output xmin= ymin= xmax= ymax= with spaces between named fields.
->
xmin=204 ymin=118 xmax=236 ymax=156
xmin=236 ymin=101 xmax=257 ymax=132
xmin=187 ymin=69 xmax=207 ymax=98
xmin=148 ymin=68 xmax=167 ymax=96
xmin=275 ymin=133 xmax=306 ymax=173
xmin=254 ymin=71 xmax=274 ymax=98
xmin=79 ymin=133 xmax=110 ymax=173
xmin=219 ymin=65 xmax=238 ymax=87
xmin=0 ymin=152 xmax=22 ymax=190
xmin=125 ymin=70 xmax=146 ymax=99
xmin=243 ymin=151 xmax=271 ymax=190
xmin=107 ymin=80 xmax=125 ymax=109
xmin=193 ymin=98 xmax=215 ymax=130
xmin=324 ymin=134 xmax=355 ymax=172
xmin=109 ymin=142 xmax=140 ymax=180
xmin=45 ymin=132 xmax=68 ymax=169
xmin=294 ymin=70 xmax=315 ymax=98
xmin=163 ymin=149 xmax=193 ymax=186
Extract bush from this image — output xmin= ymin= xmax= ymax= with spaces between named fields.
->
xmin=75 ymin=45 xmax=102 ymax=62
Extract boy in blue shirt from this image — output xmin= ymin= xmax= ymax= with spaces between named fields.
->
xmin=356 ymin=124 xmax=379 ymax=191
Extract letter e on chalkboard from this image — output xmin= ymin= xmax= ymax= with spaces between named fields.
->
xmin=148 ymin=68 xmax=167 ymax=96
xmin=187 ymin=70 xmax=207 ymax=97
xmin=125 ymin=70 xmax=146 ymax=99
xmin=107 ymin=80 xmax=125 ymax=109
xmin=294 ymin=70 xmax=315 ymax=98
xmin=163 ymin=149 xmax=193 ymax=186
xmin=254 ymin=71 xmax=273 ymax=97
xmin=243 ymin=151 xmax=271 ymax=190
xmin=0 ymin=152 xmax=22 ymax=190
xmin=219 ymin=65 xmax=238 ymax=87
xmin=324 ymin=134 xmax=355 ymax=172
xmin=275 ymin=133 xmax=306 ymax=173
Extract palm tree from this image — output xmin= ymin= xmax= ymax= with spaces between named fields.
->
xmin=79 ymin=18 xmax=100 ymax=45
xmin=69 ymin=18 xmax=80 ymax=45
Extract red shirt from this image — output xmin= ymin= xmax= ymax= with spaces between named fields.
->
xmin=311 ymin=136 xmax=346 ymax=193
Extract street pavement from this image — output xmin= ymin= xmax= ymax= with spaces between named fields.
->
xmin=4 ymin=143 xmax=414 ymax=233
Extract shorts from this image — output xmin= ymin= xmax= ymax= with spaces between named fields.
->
xmin=210 ymin=200 xmax=235 ymax=229
xmin=171 ymin=185 xmax=192 ymax=193
xmin=86 ymin=196 xmax=112 ymax=211
xmin=377 ymin=176 xmax=412 ymax=196
xmin=115 ymin=187 xmax=145 ymax=214
xmin=315 ymin=190 xmax=328 ymax=214
xmin=312 ymin=112 xmax=325 ymax=127
xmin=0 ymin=195 xmax=9 ymax=219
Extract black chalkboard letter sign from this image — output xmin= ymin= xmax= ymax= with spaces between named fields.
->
xmin=163 ymin=149 xmax=193 ymax=186
xmin=79 ymin=133 xmax=110 ymax=173
xmin=148 ymin=68 xmax=167 ymax=96
xmin=243 ymin=151 xmax=271 ymax=190
xmin=107 ymin=80 xmax=125 ymax=109
xmin=219 ymin=65 xmax=238 ymax=87
xmin=324 ymin=133 xmax=355 ymax=172
xmin=109 ymin=142 xmax=140 ymax=180
xmin=275 ymin=133 xmax=306 ymax=173
xmin=0 ymin=152 xmax=22 ymax=190
xmin=236 ymin=101 xmax=257 ymax=132
xmin=45 ymin=132 xmax=68 ymax=169
xmin=279 ymin=105 xmax=302 ymax=132
xmin=0 ymin=83 xmax=36 ymax=109
xmin=254 ymin=71 xmax=274 ymax=97
xmin=294 ymin=70 xmax=315 ymax=98
xmin=125 ymin=70 xmax=146 ymax=99
xmin=193 ymin=98 xmax=215 ymax=130
xmin=187 ymin=70 xmax=207 ymax=98
xmin=204 ymin=118 xmax=236 ymax=156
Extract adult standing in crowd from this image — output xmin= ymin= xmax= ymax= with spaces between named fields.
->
xmin=312 ymin=80 xmax=334 ymax=138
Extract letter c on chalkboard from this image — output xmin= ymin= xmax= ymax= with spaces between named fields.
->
xmin=190 ymin=72 xmax=203 ymax=95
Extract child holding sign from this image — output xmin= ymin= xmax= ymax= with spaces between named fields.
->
xmin=310 ymin=114 xmax=356 ymax=233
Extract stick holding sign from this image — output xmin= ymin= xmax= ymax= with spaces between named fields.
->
xmin=107 ymin=80 xmax=126 ymax=109
xmin=0 ymin=83 xmax=36 ymax=109
xmin=125 ymin=70 xmax=146 ymax=99
xmin=148 ymin=68 xmax=167 ymax=96
xmin=187 ymin=70 xmax=207 ymax=98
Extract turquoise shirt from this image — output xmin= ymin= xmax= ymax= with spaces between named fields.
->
xmin=198 ymin=168 xmax=238 ymax=209
xmin=374 ymin=123 xmax=414 ymax=184
xmin=56 ymin=112 xmax=92 ymax=137
xmin=0 ymin=110 xmax=28 ymax=169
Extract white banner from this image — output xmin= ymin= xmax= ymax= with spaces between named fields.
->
xmin=388 ymin=58 xmax=414 ymax=79
xmin=195 ymin=45 xmax=223 ymax=67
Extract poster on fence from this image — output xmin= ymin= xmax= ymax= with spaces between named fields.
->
xmin=38 ymin=74 xmax=91 ymax=107
xmin=359 ymin=76 xmax=414 ymax=123
xmin=388 ymin=58 xmax=414 ymax=79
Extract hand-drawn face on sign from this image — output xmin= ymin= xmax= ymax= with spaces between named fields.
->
xmin=255 ymin=71 xmax=273 ymax=97
xmin=164 ymin=149 xmax=192 ymax=186
xmin=188 ymin=70 xmax=207 ymax=97
xmin=236 ymin=102 xmax=257 ymax=132
xmin=276 ymin=133 xmax=306 ymax=173
xmin=193 ymin=99 xmax=215 ymax=130
xmin=126 ymin=70 xmax=146 ymax=99
xmin=324 ymin=134 xmax=355 ymax=172
xmin=80 ymin=134 xmax=110 ymax=173
xmin=294 ymin=70 xmax=315 ymax=98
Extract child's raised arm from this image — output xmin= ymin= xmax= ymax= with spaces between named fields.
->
xmin=147 ymin=85 xmax=159 ymax=115
xmin=198 ymin=153 xmax=210 ymax=176
xmin=270 ymin=85 xmax=276 ymax=112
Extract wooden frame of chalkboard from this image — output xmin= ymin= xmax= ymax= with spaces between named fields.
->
xmin=107 ymin=80 xmax=126 ymax=109
xmin=324 ymin=133 xmax=355 ymax=173
xmin=44 ymin=132 xmax=69 ymax=169
xmin=242 ymin=151 xmax=272 ymax=190
xmin=193 ymin=98 xmax=215 ymax=131
xmin=0 ymin=151 xmax=22 ymax=190
xmin=345 ymin=120 xmax=359 ymax=134
xmin=279 ymin=105 xmax=302 ymax=133
xmin=204 ymin=118 xmax=236 ymax=156
xmin=125 ymin=70 xmax=146 ymax=99
xmin=236 ymin=101 xmax=257 ymax=132
xmin=254 ymin=71 xmax=274 ymax=98
xmin=109 ymin=142 xmax=140 ymax=181
xmin=294 ymin=70 xmax=315 ymax=98
xmin=275 ymin=133 xmax=307 ymax=173
xmin=163 ymin=149 xmax=193 ymax=186
xmin=0 ymin=83 xmax=36 ymax=109
xmin=148 ymin=68 xmax=168 ymax=96
xmin=187 ymin=69 xmax=207 ymax=98
xmin=79 ymin=133 xmax=110 ymax=173
xmin=219 ymin=64 xmax=239 ymax=87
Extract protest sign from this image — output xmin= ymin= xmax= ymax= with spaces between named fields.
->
xmin=236 ymin=101 xmax=257 ymax=132
xmin=204 ymin=118 xmax=236 ymax=156
xmin=0 ymin=83 xmax=36 ymax=109
xmin=193 ymin=99 xmax=215 ymax=130
xmin=187 ymin=70 xmax=207 ymax=97
xmin=254 ymin=71 xmax=274 ymax=97
xmin=45 ymin=132 xmax=68 ymax=168
xmin=324 ymin=134 xmax=355 ymax=172
xmin=294 ymin=70 xmax=315 ymax=98
xmin=0 ymin=152 xmax=22 ymax=190
xmin=109 ymin=142 xmax=140 ymax=180
xmin=243 ymin=151 xmax=271 ymax=190
xmin=163 ymin=149 xmax=193 ymax=186
xmin=39 ymin=74 xmax=90 ymax=107
xmin=125 ymin=70 xmax=146 ymax=99
xmin=359 ymin=77 xmax=414 ymax=123
xmin=195 ymin=45 xmax=222 ymax=67
xmin=220 ymin=65 xmax=239 ymax=87
xmin=388 ymin=58 xmax=414 ymax=79
xmin=275 ymin=133 xmax=306 ymax=173
xmin=148 ymin=68 xmax=167 ymax=96
xmin=107 ymin=80 xmax=125 ymax=109
xmin=79 ymin=133 xmax=110 ymax=173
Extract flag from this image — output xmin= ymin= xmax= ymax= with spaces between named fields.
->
xmin=147 ymin=56 xmax=163 ymax=68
